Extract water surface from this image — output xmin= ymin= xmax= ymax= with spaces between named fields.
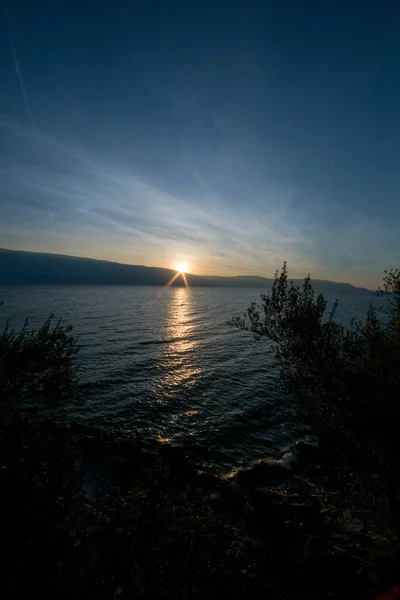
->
xmin=0 ymin=285 xmax=377 ymax=472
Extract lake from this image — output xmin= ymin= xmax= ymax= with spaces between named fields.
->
xmin=0 ymin=285 xmax=379 ymax=473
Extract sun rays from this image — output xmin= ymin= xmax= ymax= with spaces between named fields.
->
xmin=166 ymin=270 xmax=189 ymax=287
xmin=166 ymin=261 xmax=190 ymax=287
xmin=167 ymin=262 xmax=189 ymax=287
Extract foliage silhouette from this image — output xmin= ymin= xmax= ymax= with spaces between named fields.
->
xmin=0 ymin=305 xmax=79 ymax=415
xmin=229 ymin=263 xmax=400 ymax=531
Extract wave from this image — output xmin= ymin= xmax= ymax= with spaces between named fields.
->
xmin=139 ymin=337 xmax=182 ymax=346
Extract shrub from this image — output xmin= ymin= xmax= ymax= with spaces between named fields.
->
xmin=229 ymin=263 xmax=400 ymax=527
xmin=0 ymin=307 xmax=80 ymax=595
xmin=0 ymin=305 xmax=79 ymax=415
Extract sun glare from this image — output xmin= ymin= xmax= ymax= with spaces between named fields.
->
xmin=176 ymin=262 xmax=189 ymax=273
xmin=167 ymin=261 xmax=190 ymax=287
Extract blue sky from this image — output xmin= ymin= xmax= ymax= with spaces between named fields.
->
xmin=0 ymin=0 xmax=399 ymax=287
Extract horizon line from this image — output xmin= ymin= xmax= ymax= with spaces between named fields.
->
xmin=0 ymin=246 xmax=375 ymax=291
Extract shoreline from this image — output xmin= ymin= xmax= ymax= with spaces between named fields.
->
xmin=2 ymin=415 xmax=398 ymax=599
xmin=62 ymin=422 xmax=385 ymax=598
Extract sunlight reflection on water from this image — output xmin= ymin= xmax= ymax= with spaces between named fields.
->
xmin=164 ymin=287 xmax=202 ymax=388
xmin=0 ymin=285 xmax=376 ymax=472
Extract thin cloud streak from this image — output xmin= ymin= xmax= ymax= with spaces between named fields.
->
xmin=4 ymin=5 xmax=37 ymax=129
xmin=0 ymin=122 xmax=397 ymax=288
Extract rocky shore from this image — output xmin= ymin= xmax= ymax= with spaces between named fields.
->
xmin=60 ymin=422 xmax=387 ymax=599
xmin=2 ymin=418 xmax=397 ymax=599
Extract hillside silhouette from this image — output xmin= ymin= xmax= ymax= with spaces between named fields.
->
xmin=0 ymin=248 xmax=372 ymax=293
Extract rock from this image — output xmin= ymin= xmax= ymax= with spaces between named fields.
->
xmin=196 ymin=471 xmax=220 ymax=490
xmin=236 ymin=459 xmax=289 ymax=489
xmin=158 ymin=445 xmax=197 ymax=484
xmin=218 ymin=483 xmax=246 ymax=514
xmin=294 ymin=439 xmax=321 ymax=462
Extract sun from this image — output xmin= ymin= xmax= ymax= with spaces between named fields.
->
xmin=167 ymin=261 xmax=190 ymax=286
xmin=176 ymin=262 xmax=189 ymax=273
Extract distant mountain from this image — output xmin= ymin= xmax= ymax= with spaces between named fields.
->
xmin=0 ymin=248 xmax=372 ymax=293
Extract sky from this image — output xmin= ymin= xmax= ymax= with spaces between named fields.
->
xmin=0 ymin=0 xmax=399 ymax=288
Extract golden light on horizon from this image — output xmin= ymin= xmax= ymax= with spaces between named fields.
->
xmin=176 ymin=262 xmax=189 ymax=273
xmin=166 ymin=262 xmax=190 ymax=287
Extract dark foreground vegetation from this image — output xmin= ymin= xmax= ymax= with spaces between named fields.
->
xmin=1 ymin=266 xmax=399 ymax=599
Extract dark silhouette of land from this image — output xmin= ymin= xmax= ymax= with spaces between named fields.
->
xmin=0 ymin=248 xmax=372 ymax=293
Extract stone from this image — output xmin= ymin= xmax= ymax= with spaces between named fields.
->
xmin=236 ymin=459 xmax=289 ymax=489
xmin=295 ymin=439 xmax=321 ymax=462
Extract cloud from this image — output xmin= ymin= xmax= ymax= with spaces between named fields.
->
xmin=0 ymin=121 xmax=398 ymax=287
xmin=4 ymin=7 xmax=37 ymax=129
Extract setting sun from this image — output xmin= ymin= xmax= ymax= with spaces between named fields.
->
xmin=176 ymin=262 xmax=189 ymax=273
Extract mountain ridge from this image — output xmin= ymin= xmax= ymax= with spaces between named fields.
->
xmin=0 ymin=248 xmax=373 ymax=293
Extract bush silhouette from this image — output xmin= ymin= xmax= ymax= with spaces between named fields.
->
xmin=229 ymin=263 xmax=400 ymax=529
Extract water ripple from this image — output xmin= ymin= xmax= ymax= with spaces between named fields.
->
xmin=0 ymin=285 xmax=375 ymax=472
